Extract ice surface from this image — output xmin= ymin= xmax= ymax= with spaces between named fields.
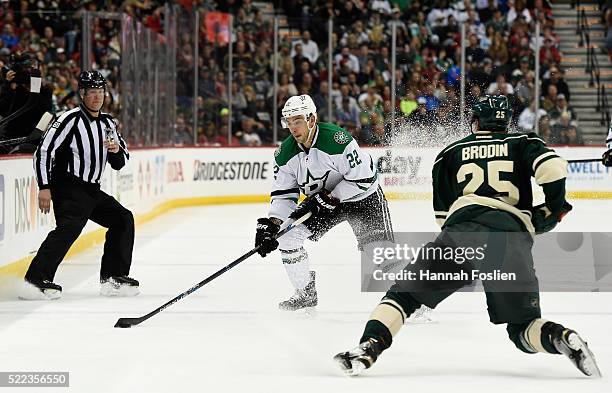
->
xmin=1 ymin=200 xmax=610 ymax=392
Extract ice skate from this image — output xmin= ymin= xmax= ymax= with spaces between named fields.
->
xmin=100 ymin=276 xmax=140 ymax=297
xmin=279 ymin=271 xmax=317 ymax=313
xmin=553 ymin=328 xmax=602 ymax=378
xmin=334 ymin=338 xmax=383 ymax=376
xmin=19 ymin=279 xmax=62 ymax=300
xmin=406 ymin=305 xmax=436 ymax=324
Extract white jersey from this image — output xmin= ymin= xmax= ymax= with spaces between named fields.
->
xmin=269 ymin=122 xmax=379 ymax=221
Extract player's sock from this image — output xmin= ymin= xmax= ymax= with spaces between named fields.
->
xmin=281 ymin=248 xmax=310 ymax=290
xmin=279 ymin=248 xmax=317 ymax=311
xmin=519 ymin=318 xmax=562 ymax=354
xmin=360 ymin=298 xmax=407 ymax=348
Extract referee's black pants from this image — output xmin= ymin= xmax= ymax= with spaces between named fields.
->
xmin=25 ymin=175 xmax=135 ymax=283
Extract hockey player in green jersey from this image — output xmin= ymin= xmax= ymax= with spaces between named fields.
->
xmin=334 ymin=95 xmax=601 ymax=378
xmin=254 ymin=94 xmax=394 ymax=312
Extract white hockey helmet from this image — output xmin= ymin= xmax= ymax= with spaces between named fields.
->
xmin=281 ymin=94 xmax=317 ymax=128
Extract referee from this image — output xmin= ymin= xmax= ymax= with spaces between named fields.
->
xmin=21 ymin=70 xmax=139 ymax=300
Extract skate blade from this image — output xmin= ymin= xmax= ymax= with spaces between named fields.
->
xmin=333 ymin=353 xmax=366 ymax=376
xmin=18 ymin=282 xmax=61 ymax=300
xmin=302 ymin=306 xmax=317 ymax=318
xmin=100 ymin=284 xmax=140 ymax=297
xmin=566 ymin=332 xmax=602 ymax=378
xmin=405 ymin=317 xmax=437 ymax=324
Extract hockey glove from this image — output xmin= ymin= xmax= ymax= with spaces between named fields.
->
xmin=289 ymin=191 xmax=339 ymax=223
xmin=531 ymin=201 xmax=573 ymax=234
xmin=603 ymin=149 xmax=612 ymax=167
xmin=255 ymin=218 xmax=280 ymax=257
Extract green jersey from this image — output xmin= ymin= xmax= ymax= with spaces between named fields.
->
xmin=432 ymin=131 xmax=568 ymax=232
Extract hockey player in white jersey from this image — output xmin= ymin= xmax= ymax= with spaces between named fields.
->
xmin=254 ymin=94 xmax=394 ymax=311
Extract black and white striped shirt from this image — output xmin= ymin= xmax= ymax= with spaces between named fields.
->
xmin=34 ymin=105 xmax=129 ymax=189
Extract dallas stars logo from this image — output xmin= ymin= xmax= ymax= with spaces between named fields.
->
xmin=298 ymin=169 xmax=330 ymax=195
xmin=333 ymin=131 xmax=350 ymax=144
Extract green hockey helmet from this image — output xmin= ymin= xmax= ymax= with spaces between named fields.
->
xmin=471 ymin=95 xmax=512 ymax=132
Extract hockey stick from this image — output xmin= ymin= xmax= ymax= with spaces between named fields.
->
xmin=567 ymin=158 xmax=603 ymax=164
xmin=0 ymin=136 xmax=29 ymax=146
xmin=114 ymin=212 xmax=312 ymax=328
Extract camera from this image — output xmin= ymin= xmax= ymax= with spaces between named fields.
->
xmin=1 ymin=52 xmax=40 ymax=85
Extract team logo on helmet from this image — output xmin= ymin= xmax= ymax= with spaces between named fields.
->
xmin=333 ymin=131 xmax=350 ymax=144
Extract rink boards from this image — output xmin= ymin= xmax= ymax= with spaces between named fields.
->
xmin=1 ymin=145 xmax=611 ymax=271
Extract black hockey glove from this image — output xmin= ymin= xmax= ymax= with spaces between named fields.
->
xmin=289 ymin=191 xmax=339 ymax=223
xmin=531 ymin=200 xmax=573 ymax=234
xmin=255 ymin=218 xmax=280 ymax=257
xmin=603 ymin=149 xmax=612 ymax=167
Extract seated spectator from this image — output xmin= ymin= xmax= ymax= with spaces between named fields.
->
xmin=273 ymin=43 xmax=295 ymax=78
xmin=334 ymin=46 xmax=360 ymax=74
xmin=358 ymin=86 xmax=383 ymax=109
xmin=291 ymin=30 xmax=319 ymax=64
xmin=313 ymin=81 xmax=331 ymax=122
xmin=336 ymin=97 xmax=361 ymax=133
xmin=276 ymin=73 xmax=298 ymax=98
xmin=507 ymin=0 xmax=532 ymax=25
xmin=400 ymin=91 xmax=418 ymax=117
xmin=487 ymin=73 xmax=515 ymax=96
xmin=467 ymin=84 xmax=484 ymax=109
xmin=367 ymin=122 xmax=390 ymax=146
xmin=420 ymin=84 xmax=441 ymax=111
xmin=239 ymin=117 xmax=263 ymax=146
xmin=518 ymin=100 xmax=547 ymax=133
xmin=0 ymin=24 xmax=18 ymax=49
xmin=199 ymin=122 xmax=222 ymax=146
xmin=253 ymin=95 xmax=272 ymax=135
xmin=407 ymin=97 xmax=435 ymax=128
xmin=549 ymin=94 xmax=578 ymax=125
xmin=541 ymin=84 xmax=558 ymax=112
xmin=230 ymin=82 xmax=248 ymax=113
xmin=551 ymin=112 xmax=583 ymax=145
xmin=466 ymin=33 xmax=486 ymax=64
xmin=173 ymin=115 xmax=193 ymax=145
xmin=487 ymin=31 xmax=509 ymax=66
xmin=561 ymin=124 xmax=584 ymax=145
xmin=539 ymin=37 xmax=561 ymax=69
xmin=514 ymin=70 xmax=535 ymax=105
xmin=360 ymin=94 xmax=384 ymax=133
xmin=334 ymin=84 xmax=360 ymax=113
xmin=537 ymin=114 xmax=555 ymax=144
xmin=541 ymin=66 xmax=571 ymax=102
xmin=487 ymin=8 xmax=508 ymax=34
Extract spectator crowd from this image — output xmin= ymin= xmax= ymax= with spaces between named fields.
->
xmin=0 ymin=0 xmax=589 ymax=150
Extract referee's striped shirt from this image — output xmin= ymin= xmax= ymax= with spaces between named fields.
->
xmin=34 ymin=104 xmax=129 ymax=189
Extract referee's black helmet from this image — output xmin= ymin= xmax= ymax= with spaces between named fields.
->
xmin=78 ymin=70 xmax=106 ymax=90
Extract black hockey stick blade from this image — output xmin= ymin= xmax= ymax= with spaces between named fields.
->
xmin=113 ymin=212 xmax=312 ymax=328
xmin=114 ymin=317 xmax=142 ymax=328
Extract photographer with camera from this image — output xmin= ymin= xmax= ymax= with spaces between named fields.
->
xmin=0 ymin=51 xmax=53 ymax=154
